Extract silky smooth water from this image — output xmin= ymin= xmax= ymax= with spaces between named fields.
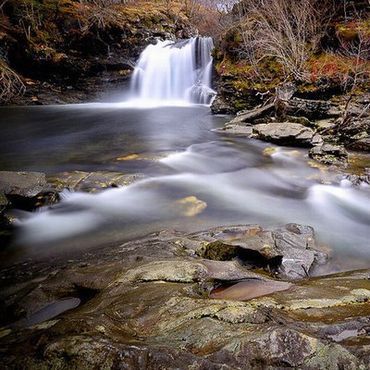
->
xmin=129 ymin=37 xmax=215 ymax=106
xmin=1 ymin=105 xmax=370 ymax=273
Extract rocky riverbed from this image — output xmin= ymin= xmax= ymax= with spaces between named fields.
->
xmin=213 ymin=92 xmax=370 ymax=168
xmin=1 ymin=159 xmax=370 ymax=369
xmin=1 ymin=222 xmax=370 ymax=369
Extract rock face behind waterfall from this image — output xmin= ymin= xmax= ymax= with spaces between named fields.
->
xmin=0 ymin=1 xmax=196 ymax=105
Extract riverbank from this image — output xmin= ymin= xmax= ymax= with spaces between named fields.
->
xmin=213 ymin=92 xmax=370 ymax=166
xmin=1 ymin=221 xmax=370 ymax=369
xmin=0 ymin=0 xmax=196 ymax=106
xmin=1 ymin=105 xmax=370 ymax=369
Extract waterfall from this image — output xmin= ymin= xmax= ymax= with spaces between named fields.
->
xmin=129 ymin=37 xmax=216 ymax=106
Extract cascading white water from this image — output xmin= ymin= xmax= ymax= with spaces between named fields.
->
xmin=129 ymin=37 xmax=216 ymax=105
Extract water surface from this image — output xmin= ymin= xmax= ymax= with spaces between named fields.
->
xmin=1 ymin=104 xmax=369 ymax=272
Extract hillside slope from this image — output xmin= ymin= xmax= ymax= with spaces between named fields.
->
xmin=0 ymin=0 xmax=195 ymax=104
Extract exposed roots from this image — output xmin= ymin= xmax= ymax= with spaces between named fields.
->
xmin=0 ymin=59 xmax=25 ymax=104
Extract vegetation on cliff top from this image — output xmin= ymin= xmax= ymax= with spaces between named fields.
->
xmin=0 ymin=0 xmax=369 ymax=104
xmin=214 ymin=0 xmax=369 ymax=99
xmin=0 ymin=0 xmax=198 ymax=103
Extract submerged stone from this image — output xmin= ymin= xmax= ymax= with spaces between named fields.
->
xmin=14 ymin=298 xmax=81 ymax=328
xmin=210 ymin=279 xmax=292 ymax=301
xmin=175 ymin=195 xmax=207 ymax=217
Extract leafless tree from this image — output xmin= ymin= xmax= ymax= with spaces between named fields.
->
xmin=236 ymin=0 xmax=329 ymax=81
xmin=335 ymin=28 xmax=370 ymax=131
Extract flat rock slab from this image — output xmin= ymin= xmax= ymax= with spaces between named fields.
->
xmin=47 ymin=171 xmax=145 ymax=193
xmin=213 ymin=123 xmax=253 ymax=137
xmin=226 ymin=102 xmax=275 ymax=125
xmin=118 ymin=259 xmax=266 ymax=284
xmin=0 ymin=171 xmax=47 ymax=198
xmin=252 ymin=122 xmax=315 ymax=147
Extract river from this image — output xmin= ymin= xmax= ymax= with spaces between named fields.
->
xmin=1 ymin=103 xmax=370 ymax=274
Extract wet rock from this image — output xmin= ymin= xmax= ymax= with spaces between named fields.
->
xmin=0 ymin=171 xmax=47 ymax=198
xmin=320 ymin=320 xmax=369 ymax=343
xmin=210 ymin=279 xmax=292 ymax=301
xmin=210 ymin=95 xmax=235 ymax=114
xmin=0 ymin=192 xmax=13 ymax=248
xmin=252 ymin=122 xmax=315 ymax=147
xmin=175 ymin=196 xmax=207 ymax=217
xmin=348 ymin=137 xmax=370 ymax=152
xmin=235 ymin=328 xmax=318 ymax=367
xmin=120 ymin=260 xmax=209 ymax=283
xmin=47 ymin=171 xmax=145 ymax=193
xmin=0 ymin=171 xmax=55 ymax=211
xmin=40 ymin=336 xmax=228 ymax=370
xmin=309 ymin=143 xmax=348 ymax=165
xmin=304 ymin=342 xmax=362 ymax=370
xmin=13 ymin=298 xmax=81 ymax=328
xmin=0 ymin=193 xmax=8 ymax=212
xmin=341 ymin=171 xmax=370 ymax=187
xmin=118 ymin=259 xmax=265 ymax=285
xmin=213 ymin=123 xmax=253 ymax=137
xmin=199 ymin=240 xmax=282 ymax=271
xmin=194 ymin=224 xmax=327 ymax=280
xmin=212 ymin=328 xmax=363 ymax=369
xmin=287 ymin=288 xmax=370 ymax=310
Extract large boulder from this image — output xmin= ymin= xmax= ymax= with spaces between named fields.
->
xmin=210 ymin=95 xmax=235 ymax=114
xmin=0 ymin=171 xmax=53 ymax=210
xmin=193 ymin=223 xmax=327 ymax=280
xmin=252 ymin=122 xmax=315 ymax=147
xmin=0 ymin=171 xmax=47 ymax=198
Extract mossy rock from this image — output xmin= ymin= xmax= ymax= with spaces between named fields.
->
xmin=199 ymin=241 xmax=240 ymax=261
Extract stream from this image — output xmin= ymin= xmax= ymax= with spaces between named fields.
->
xmin=1 ymin=103 xmax=370 ymax=273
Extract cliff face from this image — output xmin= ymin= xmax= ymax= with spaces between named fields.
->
xmin=0 ymin=0 xmax=196 ymax=105
xmin=211 ymin=0 xmax=369 ymax=114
